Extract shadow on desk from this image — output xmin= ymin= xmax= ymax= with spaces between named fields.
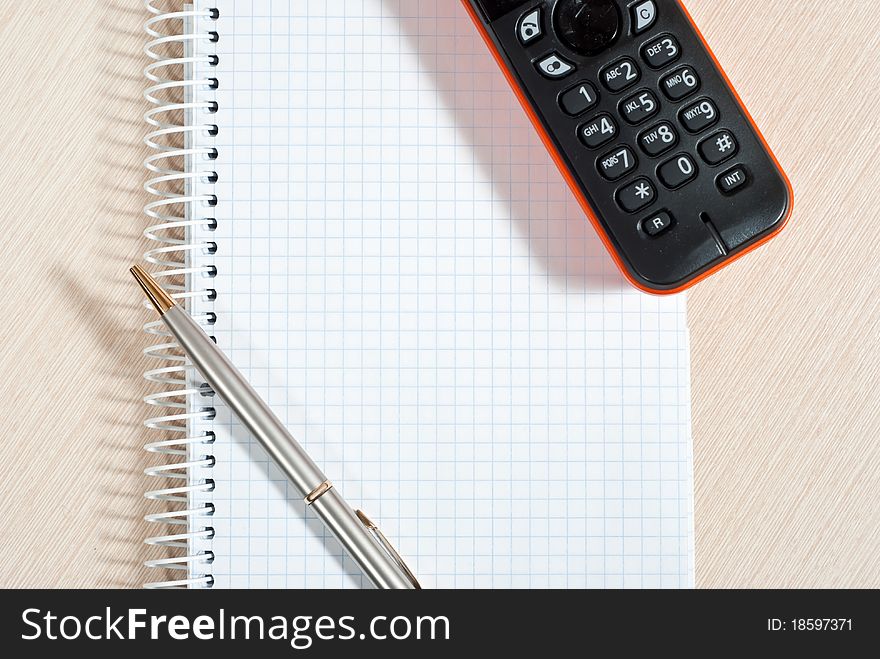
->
xmin=382 ymin=0 xmax=624 ymax=295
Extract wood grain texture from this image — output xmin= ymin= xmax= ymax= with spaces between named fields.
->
xmin=0 ymin=0 xmax=876 ymax=588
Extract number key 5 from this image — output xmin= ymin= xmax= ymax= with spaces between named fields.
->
xmin=620 ymin=90 xmax=660 ymax=125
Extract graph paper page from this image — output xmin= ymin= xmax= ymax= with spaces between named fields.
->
xmin=188 ymin=0 xmax=694 ymax=588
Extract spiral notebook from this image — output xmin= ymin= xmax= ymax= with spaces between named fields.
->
xmin=142 ymin=0 xmax=694 ymax=588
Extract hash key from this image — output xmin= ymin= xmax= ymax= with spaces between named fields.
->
xmin=699 ymin=130 xmax=738 ymax=165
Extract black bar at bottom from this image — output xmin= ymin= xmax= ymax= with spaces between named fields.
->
xmin=1 ymin=589 xmax=875 ymax=655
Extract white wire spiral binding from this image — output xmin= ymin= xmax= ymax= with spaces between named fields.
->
xmin=142 ymin=0 xmax=219 ymax=588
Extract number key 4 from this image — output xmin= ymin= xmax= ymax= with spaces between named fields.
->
xmin=579 ymin=113 xmax=618 ymax=149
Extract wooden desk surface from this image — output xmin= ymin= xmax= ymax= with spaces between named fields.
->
xmin=0 ymin=1 xmax=877 ymax=588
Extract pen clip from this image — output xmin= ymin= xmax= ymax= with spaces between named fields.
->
xmin=356 ymin=510 xmax=421 ymax=589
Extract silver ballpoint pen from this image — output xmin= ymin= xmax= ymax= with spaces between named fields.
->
xmin=132 ymin=265 xmax=419 ymax=590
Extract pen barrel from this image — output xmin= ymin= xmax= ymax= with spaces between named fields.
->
xmin=164 ymin=305 xmax=326 ymax=496
xmin=310 ymin=488 xmax=416 ymax=589
xmin=163 ymin=306 xmax=416 ymax=589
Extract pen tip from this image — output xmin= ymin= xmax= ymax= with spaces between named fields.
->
xmin=130 ymin=265 xmax=177 ymax=315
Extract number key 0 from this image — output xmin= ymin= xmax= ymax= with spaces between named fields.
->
xmin=658 ymin=154 xmax=698 ymax=189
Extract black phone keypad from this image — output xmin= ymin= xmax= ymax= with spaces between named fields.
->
xmin=468 ymin=0 xmax=791 ymax=291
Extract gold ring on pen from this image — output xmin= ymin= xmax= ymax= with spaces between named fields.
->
xmin=305 ymin=480 xmax=333 ymax=504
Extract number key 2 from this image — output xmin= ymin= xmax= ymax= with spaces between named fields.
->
xmin=600 ymin=58 xmax=641 ymax=93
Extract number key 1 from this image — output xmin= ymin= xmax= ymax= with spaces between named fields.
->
xmin=560 ymin=82 xmax=599 ymax=116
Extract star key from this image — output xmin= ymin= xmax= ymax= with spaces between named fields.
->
xmin=617 ymin=178 xmax=657 ymax=213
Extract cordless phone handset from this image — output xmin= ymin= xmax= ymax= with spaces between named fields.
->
xmin=464 ymin=0 xmax=792 ymax=294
